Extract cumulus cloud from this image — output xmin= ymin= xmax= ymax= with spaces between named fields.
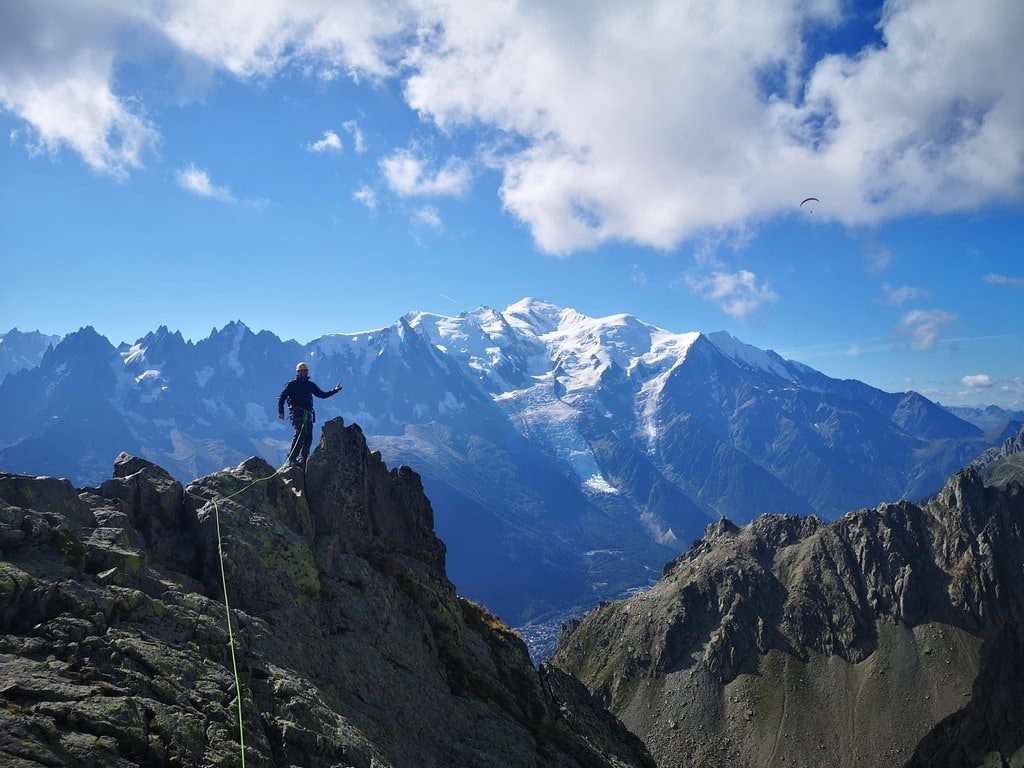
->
xmin=176 ymin=163 xmax=235 ymax=202
xmin=893 ymin=308 xmax=956 ymax=350
xmin=983 ymin=272 xmax=1024 ymax=290
xmin=0 ymin=1 xmax=404 ymax=176
xmin=381 ymin=148 xmax=470 ymax=197
xmin=412 ymin=205 xmax=443 ymax=230
xmin=685 ymin=269 xmax=777 ymax=318
xmin=343 ymin=119 xmax=366 ymax=152
xmin=405 ymin=1 xmax=1024 ymax=252
xmin=308 ymin=129 xmax=341 ymax=153
xmin=353 ymin=184 xmax=377 ymax=209
xmin=153 ymin=2 xmax=407 ymax=81
xmin=961 ymin=374 xmax=993 ymax=389
xmin=0 ymin=2 xmax=159 ymax=178
xmin=3 ymin=1 xmax=1023 ymax=252
xmin=881 ymin=283 xmax=925 ymax=306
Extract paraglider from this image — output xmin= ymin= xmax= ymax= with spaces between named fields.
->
xmin=800 ymin=197 xmax=820 ymax=214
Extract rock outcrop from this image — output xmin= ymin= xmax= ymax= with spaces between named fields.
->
xmin=0 ymin=418 xmax=654 ymax=767
xmin=552 ymin=468 xmax=1024 ymax=768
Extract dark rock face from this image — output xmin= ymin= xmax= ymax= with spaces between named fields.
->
xmin=552 ymin=470 xmax=1024 ymax=768
xmin=0 ymin=418 xmax=654 ymax=768
xmin=907 ymin=623 xmax=1024 ymax=767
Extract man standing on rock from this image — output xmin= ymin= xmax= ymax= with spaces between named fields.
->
xmin=278 ymin=362 xmax=342 ymax=467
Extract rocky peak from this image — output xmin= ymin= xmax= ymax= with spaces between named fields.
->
xmin=552 ymin=468 xmax=1024 ymax=767
xmin=704 ymin=516 xmax=739 ymax=540
xmin=305 ymin=419 xmax=446 ymax=575
xmin=0 ymin=328 xmax=60 ymax=354
xmin=1007 ymin=423 xmax=1024 ymax=454
xmin=0 ymin=418 xmax=653 ymax=767
xmin=112 ymin=451 xmax=174 ymax=481
xmin=211 ymin=319 xmax=250 ymax=336
xmin=40 ymin=325 xmax=115 ymax=369
xmin=970 ymin=422 xmax=1024 ymax=487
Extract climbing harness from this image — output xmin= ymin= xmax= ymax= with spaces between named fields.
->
xmin=210 ymin=411 xmax=310 ymax=766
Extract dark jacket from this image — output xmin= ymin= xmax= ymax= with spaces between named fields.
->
xmin=278 ymin=376 xmax=338 ymax=419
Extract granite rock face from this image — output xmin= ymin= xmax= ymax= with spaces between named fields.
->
xmin=552 ymin=468 xmax=1024 ymax=768
xmin=0 ymin=418 xmax=654 ymax=768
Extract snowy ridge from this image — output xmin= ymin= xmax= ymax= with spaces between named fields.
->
xmin=406 ymin=299 xmax=703 ymax=402
xmin=637 ymin=330 xmax=701 ymax=447
xmin=400 ymin=299 xmax=704 ymax=522
xmin=310 ymin=326 xmax=400 ymax=377
xmin=705 ymin=330 xmax=798 ymax=381
xmin=406 ymin=307 xmax=536 ymax=393
xmin=27 ymin=305 xmax=808 ymax=514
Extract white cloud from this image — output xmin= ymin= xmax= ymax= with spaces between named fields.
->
xmin=893 ymin=308 xmax=956 ymax=350
xmin=0 ymin=1 xmax=404 ymax=177
xmin=353 ymin=184 xmax=376 ymax=209
xmin=3 ymin=1 xmax=1022 ymax=251
xmin=692 ymin=226 xmax=756 ymax=266
xmin=153 ymin=2 xmax=407 ymax=81
xmin=983 ymin=272 xmax=1024 ymax=290
xmin=412 ymin=205 xmax=443 ymax=230
xmin=381 ymin=148 xmax=470 ymax=197
xmin=962 ymin=374 xmax=993 ymax=389
xmin=0 ymin=2 xmax=159 ymax=178
xmin=9 ymin=128 xmax=18 ymax=144
xmin=685 ymin=269 xmax=777 ymax=318
xmin=308 ymin=129 xmax=341 ymax=153
xmin=881 ymin=282 xmax=925 ymax=306
xmin=343 ymin=119 xmax=366 ymax=152
xmin=176 ymin=163 xmax=235 ymax=202
xmin=403 ymin=1 xmax=1024 ymax=253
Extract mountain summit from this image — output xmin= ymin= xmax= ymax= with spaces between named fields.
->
xmin=0 ymin=301 xmax=995 ymax=630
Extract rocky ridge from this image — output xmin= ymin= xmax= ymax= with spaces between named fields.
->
xmin=970 ymin=422 xmax=1024 ymax=488
xmin=0 ymin=418 xmax=654 ymax=767
xmin=552 ymin=466 xmax=1024 ymax=768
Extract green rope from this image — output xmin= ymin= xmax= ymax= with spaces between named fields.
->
xmin=210 ymin=410 xmax=310 ymax=766
xmin=213 ymin=495 xmax=249 ymax=766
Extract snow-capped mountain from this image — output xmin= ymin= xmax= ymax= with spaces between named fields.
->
xmin=0 ymin=300 xmax=992 ymax=625
xmin=0 ymin=328 xmax=60 ymax=382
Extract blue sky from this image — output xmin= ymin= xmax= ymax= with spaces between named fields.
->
xmin=1 ymin=0 xmax=1021 ymax=407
